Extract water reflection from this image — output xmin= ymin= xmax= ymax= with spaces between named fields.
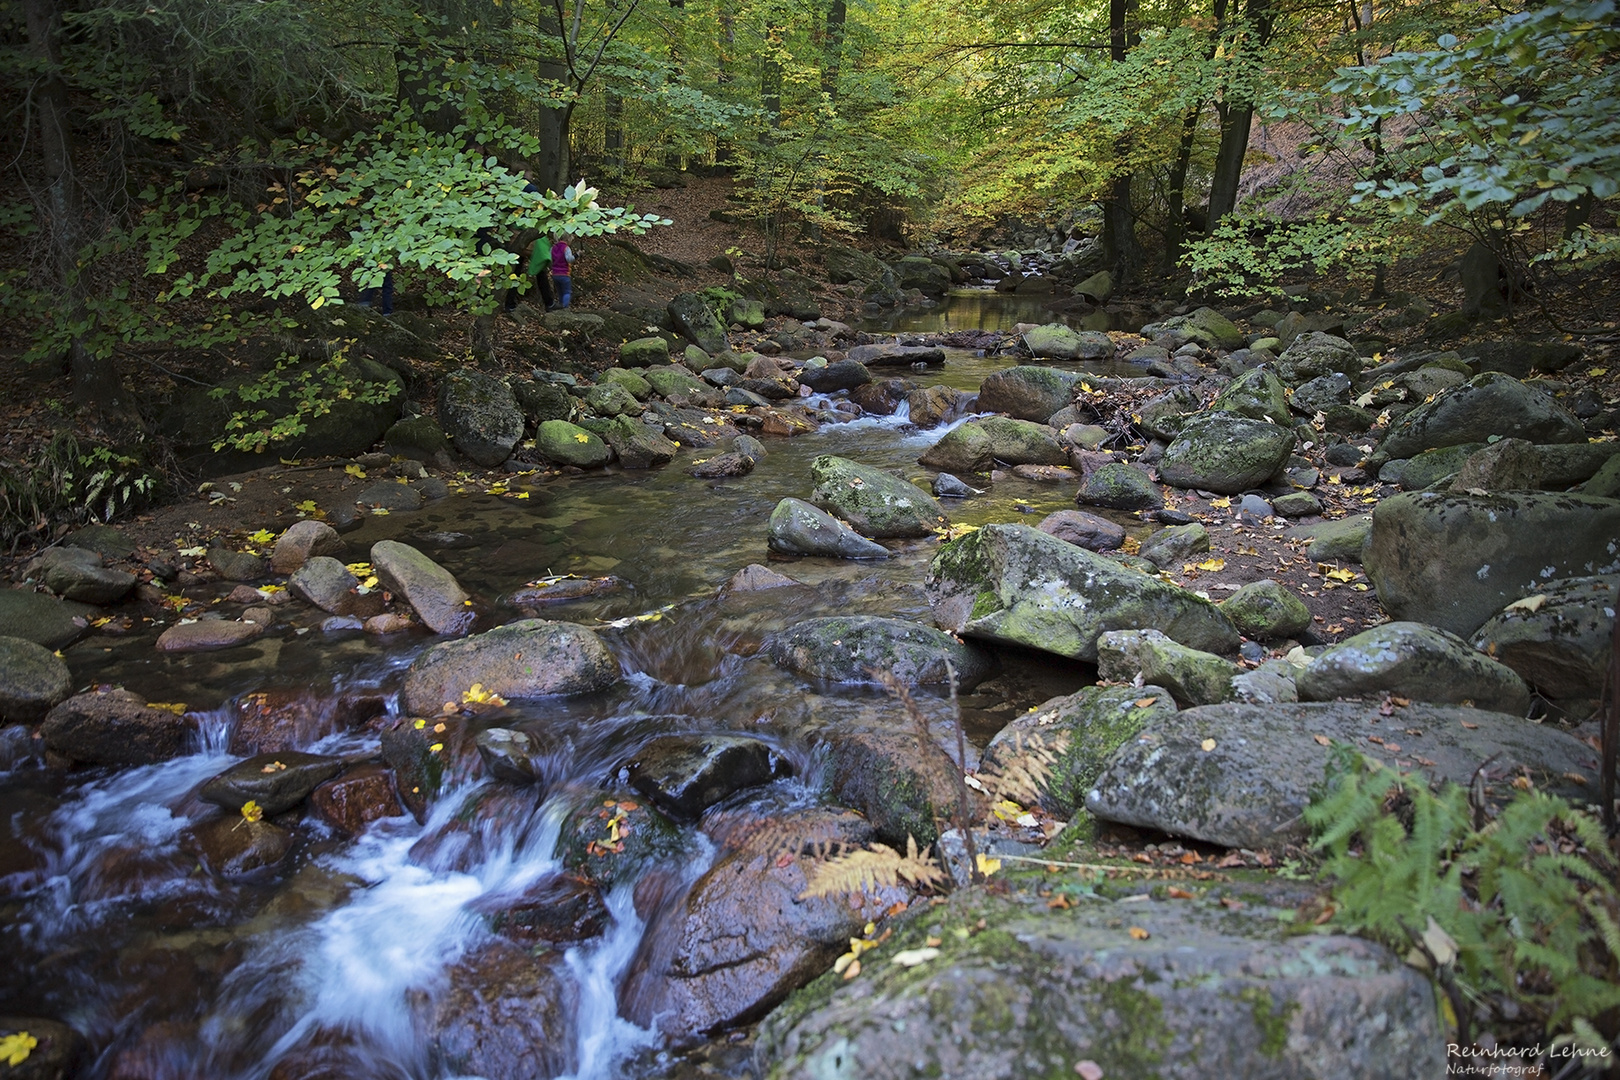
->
xmin=855 ymin=287 xmax=1108 ymax=334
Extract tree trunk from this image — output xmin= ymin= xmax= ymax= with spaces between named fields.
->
xmin=1101 ymin=0 xmax=1142 ymax=285
xmin=1161 ymin=107 xmax=1202 ymax=273
xmin=535 ymin=10 xmax=571 ymax=192
xmin=1205 ymin=102 xmax=1252 ymax=224
xmin=25 ymin=0 xmax=126 ymax=413
xmin=604 ymin=90 xmax=625 ymax=176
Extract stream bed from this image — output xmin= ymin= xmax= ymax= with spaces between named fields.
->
xmin=2 ymin=334 xmax=1139 ymax=1080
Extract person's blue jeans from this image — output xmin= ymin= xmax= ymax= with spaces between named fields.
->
xmin=553 ymin=274 xmax=571 ymax=308
xmin=359 ymin=271 xmax=394 ymax=314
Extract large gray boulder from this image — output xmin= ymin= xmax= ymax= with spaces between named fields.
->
xmin=1022 ymin=324 xmax=1115 ymax=361
xmin=808 ymin=456 xmax=946 ymax=538
xmin=1378 ymin=373 xmax=1585 ymax=460
xmin=372 ymin=540 xmax=474 ymax=635
xmin=766 ymin=498 xmax=890 ymax=559
xmin=919 ymin=417 xmax=1068 ymax=473
xmin=845 ymin=343 xmax=945 ymax=368
xmin=25 ymin=546 xmax=135 ymax=605
xmin=625 ymin=734 xmax=788 ymax=822
xmin=400 ymin=619 xmax=619 ymax=715
xmin=796 ymin=360 xmax=872 ymax=394
xmin=1220 ymin=580 xmax=1313 ymax=640
xmin=1087 ymin=701 xmax=1597 ymax=849
xmin=768 ymin=615 xmax=993 ymax=688
xmin=1284 ymin=515 xmax=1370 ymax=564
xmin=1471 ymin=574 xmax=1619 ymax=699
xmin=759 ymin=889 xmax=1441 ymax=1080
xmin=926 ymin=524 xmax=1238 ymax=661
xmin=668 ymin=292 xmax=729 ymax=354
xmin=823 ymin=244 xmax=889 ymax=284
xmin=0 ymin=636 xmax=72 ymax=722
xmin=1275 ymin=332 xmax=1363 ymax=385
xmin=1076 ymin=462 xmax=1165 ymax=512
xmin=977 ymin=365 xmax=1079 ymax=421
xmin=894 ymin=256 xmax=951 ymax=296
xmin=1158 ymin=414 xmax=1294 ymax=494
xmin=41 ymin=688 xmax=194 ymax=766
xmin=1036 ymin=510 xmax=1126 ymax=551
xmin=270 ymin=519 xmax=343 ymax=574
xmin=437 ymin=368 xmax=525 ymax=467
xmin=288 ymin=556 xmax=360 ymax=614
xmin=1297 ymin=621 xmax=1530 ymax=715
xmin=1364 ymin=491 xmax=1620 ymax=636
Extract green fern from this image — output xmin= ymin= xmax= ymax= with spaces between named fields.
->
xmin=1308 ymin=747 xmax=1620 ymax=1042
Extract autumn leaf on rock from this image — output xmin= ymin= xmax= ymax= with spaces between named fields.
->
xmin=1196 ymin=558 xmax=1225 ymax=572
xmin=1127 ymin=926 xmax=1151 ymax=940
xmin=0 ymin=1032 xmax=36 ymax=1067
xmin=1200 ymin=738 xmax=1217 ymax=752
xmin=240 ymin=800 xmax=264 ymax=823
xmin=344 ymin=463 xmax=366 ymax=478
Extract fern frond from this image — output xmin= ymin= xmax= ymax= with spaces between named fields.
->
xmin=798 ymin=836 xmax=947 ymax=900
xmin=978 ymin=730 xmax=1068 ymax=807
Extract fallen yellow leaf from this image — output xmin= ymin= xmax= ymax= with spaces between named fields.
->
xmin=1200 ymin=738 xmax=1217 ymax=752
xmin=976 ymin=853 xmax=1002 ymax=876
xmin=344 ymin=463 xmax=367 ymax=478
xmin=1504 ymin=594 xmax=1546 ymax=614
xmin=241 ymin=800 xmax=264 ymax=823
xmin=1210 ymin=497 xmax=1231 ymax=509
xmin=0 ymin=1032 xmax=37 ymax=1067
xmin=1196 ymin=558 xmax=1225 ymax=572
xmin=1128 ymin=926 xmax=1151 ymax=940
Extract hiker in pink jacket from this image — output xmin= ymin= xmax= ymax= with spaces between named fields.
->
xmin=550 ymin=238 xmax=576 ymax=308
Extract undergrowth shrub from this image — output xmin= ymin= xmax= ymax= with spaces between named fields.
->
xmin=1307 ymin=746 xmax=1620 ymax=1056
xmin=0 ymin=432 xmax=155 ymax=551
xmin=1183 ymin=214 xmax=1410 ymax=299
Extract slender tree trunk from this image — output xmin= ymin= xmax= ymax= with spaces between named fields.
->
xmin=535 ymin=9 xmax=571 ymax=192
xmin=25 ymin=0 xmax=126 ymax=413
xmin=1101 ymin=0 xmax=1143 ymax=285
xmin=1206 ymin=102 xmax=1252 ymax=223
xmin=604 ymin=90 xmax=625 ymax=176
xmin=1161 ymin=106 xmax=1202 ymax=274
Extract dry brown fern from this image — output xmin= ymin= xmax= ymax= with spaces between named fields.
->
xmin=976 ymin=730 xmax=1069 ymax=808
xmin=798 ymin=834 xmax=947 ymax=899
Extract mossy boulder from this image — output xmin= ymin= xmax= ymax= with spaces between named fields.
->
xmin=1097 ymin=629 xmax=1239 ymax=706
xmin=1472 ymin=574 xmax=1620 ymax=699
xmin=668 ymin=292 xmax=730 ymax=354
xmin=512 ymin=379 xmax=575 ymax=424
xmin=536 ymin=420 xmax=613 ymax=467
xmin=643 ymin=366 xmax=711 ymax=400
xmin=926 ymin=523 xmax=1238 ymax=661
xmin=438 ymin=368 xmax=525 ymax=467
xmin=823 ymin=730 xmax=969 ymax=847
xmin=981 ymin=683 xmax=1177 ymax=816
xmin=1022 ymin=324 xmax=1116 ymax=361
xmin=767 ymin=498 xmax=891 ymax=559
xmin=1275 ymin=332 xmax=1363 ymax=385
xmin=0 ymin=636 xmax=73 ymax=723
xmin=384 ymin=416 xmax=451 ymax=460
xmin=1297 ymin=621 xmax=1531 ymax=714
xmin=1209 ymin=367 xmax=1290 ymax=423
xmin=618 ymin=336 xmax=671 ymax=368
xmin=1379 ymin=373 xmax=1585 ymax=460
xmin=1158 ymin=414 xmax=1294 ymax=494
xmin=1140 ymin=306 xmax=1246 ymax=351
xmin=1220 ymin=580 xmax=1313 ymax=640
xmin=598 ymin=367 xmax=652 ymax=401
xmin=400 ymin=619 xmax=620 ymax=715
xmin=976 ymin=365 xmax=1080 ymax=421
xmin=1136 ymin=522 xmax=1209 ymax=569
xmin=808 ymin=455 xmax=947 ymax=538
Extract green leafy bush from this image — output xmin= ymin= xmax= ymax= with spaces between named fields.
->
xmin=1307 ymin=747 xmax=1620 ymax=1053
xmin=1183 ymin=214 xmax=1408 ymax=299
xmin=0 ymin=433 xmax=155 ymax=549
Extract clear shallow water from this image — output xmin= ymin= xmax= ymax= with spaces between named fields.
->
xmin=854 ymin=287 xmax=1107 ymax=334
xmin=2 ymin=337 xmax=1133 ymax=1079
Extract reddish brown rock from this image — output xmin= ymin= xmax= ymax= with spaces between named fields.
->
xmin=308 ymin=763 xmax=405 ymax=835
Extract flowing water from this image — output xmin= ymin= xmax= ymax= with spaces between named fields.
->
xmin=2 ymin=328 xmax=1138 ymax=1079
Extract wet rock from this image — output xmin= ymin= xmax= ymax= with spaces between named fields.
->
xmin=725 ymin=564 xmax=799 ymax=592
xmin=156 ymin=615 xmax=264 ymax=650
xmin=1139 ymin=306 xmax=1246 ymax=351
xmin=931 ymin=473 xmax=979 ymax=498
xmin=0 ymin=1016 xmax=85 ymax=1080
xmin=824 ymin=730 xmax=970 ymax=848
xmin=624 ymin=808 xmax=902 ymax=1046
xmin=0 ymin=636 xmax=72 ymax=723
xmin=849 ymin=378 xmax=909 ymax=416
xmin=981 ymin=684 xmax=1177 ymax=818
xmin=1297 ymin=621 xmax=1531 ymax=714
xmin=645 ymin=367 xmax=715 ymax=402
xmin=199 ymin=751 xmax=345 ymax=816
xmin=1035 ymin=510 xmax=1125 ymax=551
xmin=758 ymin=890 xmax=1442 ymax=1080
xmin=535 ymin=419 xmax=613 ymax=468
xmin=766 ymin=498 xmax=890 ymax=559
xmin=977 ymin=365 xmax=1080 ymax=420
xmin=356 ymin=479 xmax=425 ymax=511
xmin=1275 ymin=332 xmax=1364 ymax=385
xmin=797 ymin=360 xmax=872 ymax=393
xmin=808 ymin=455 xmax=947 ymax=538
xmin=475 ymin=727 xmax=540 ymax=784
xmin=669 ymin=291 xmax=729 ymax=354
xmin=0 ymin=590 xmax=92 ymax=650
xmin=308 ymin=763 xmax=405 ymax=835
xmin=380 ymin=716 xmax=478 ymax=822
xmin=619 ymin=335 xmax=671 ymax=368
xmin=608 ymin=425 xmax=680 ymax=469
xmin=1379 ymin=373 xmax=1585 ymax=460
xmin=269 ymin=519 xmax=343 ymax=574
xmin=424 ymin=942 xmax=579 ymax=1080
xmin=919 ymin=416 xmax=1067 ymax=473
xmin=365 ymin=612 xmax=413 ymax=634
xmin=1220 ymin=580 xmax=1313 ymax=640
xmin=844 ymin=343 xmax=944 ymax=368
xmin=187 ymin=816 xmax=294 ymax=878
xmin=510 ymin=575 xmax=625 ymax=607
xmin=288 ymin=556 xmax=361 ymax=614
xmin=1136 ymin=522 xmax=1209 ymax=569
xmin=1159 ymin=414 xmax=1294 ymax=494
xmin=1364 ymin=491 xmax=1620 ymax=636
xmin=206 ymin=547 xmax=265 ymax=582
xmin=1087 ymin=701 xmax=1596 ymax=849
xmin=626 ymin=734 xmax=789 ymax=822
xmin=25 ymin=547 xmax=135 ymax=605
xmin=477 ymin=874 xmax=609 ymax=945
xmin=228 ymin=689 xmax=383 ymax=755
xmin=559 ymin=794 xmax=689 ymax=888
xmin=769 ymin=615 xmax=993 ymax=689
xmin=400 ymin=618 xmax=619 ymax=716
xmin=41 ymin=689 xmax=194 ymax=765
xmin=384 ymin=415 xmax=453 ymax=461
xmin=371 ymin=540 xmax=473 ymax=635
xmin=1284 ymin=514 xmax=1370 ymax=563
xmin=927 ymin=524 xmax=1238 ymax=662
xmin=1209 ymin=367 xmax=1289 ymax=422
xmin=690 ymin=450 xmax=754 ymax=478
xmin=437 ymin=368 xmax=525 ymax=467
xmin=1097 ymin=629 xmax=1238 ymax=706
xmin=1075 ymin=462 xmax=1163 ymax=512
xmin=1471 ymin=574 xmax=1619 ymax=699
xmin=906 ymin=384 xmax=972 ymax=428
xmin=512 ymin=379 xmax=574 ymax=425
